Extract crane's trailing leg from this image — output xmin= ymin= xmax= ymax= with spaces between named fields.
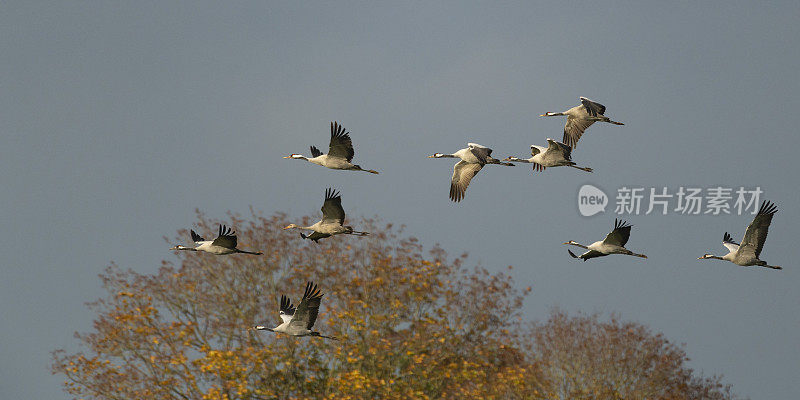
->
xmin=758 ymin=261 xmax=782 ymax=270
xmin=568 ymin=164 xmax=593 ymax=172
xmin=310 ymin=332 xmax=339 ymax=340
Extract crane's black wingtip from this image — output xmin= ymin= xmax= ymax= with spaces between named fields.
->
xmin=614 ymin=219 xmax=631 ymax=230
xmin=324 ymin=187 xmax=341 ymax=200
xmin=758 ymin=200 xmax=777 ymax=215
xmin=567 ymin=249 xmax=579 ymax=259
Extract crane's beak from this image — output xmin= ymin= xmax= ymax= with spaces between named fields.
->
xmin=283 ymin=225 xmax=292 ymax=230
xmin=502 ymin=157 xmax=512 ymax=161
xmin=562 ymin=241 xmax=571 ymax=245
xmin=282 ymin=156 xmax=292 ymax=159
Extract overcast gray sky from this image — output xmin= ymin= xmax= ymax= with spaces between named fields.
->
xmin=2 ymin=1 xmax=799 ymax=399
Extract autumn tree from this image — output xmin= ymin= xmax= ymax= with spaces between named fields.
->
xmin=52 ymin=211 xmax=540 ymax=400
xmin=527 ymin=309 xmax=742 ymax=400
xmin=52 ymin=210 xmax=742 ymax=400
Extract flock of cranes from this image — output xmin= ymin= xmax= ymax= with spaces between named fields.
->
xmin=170 ymin=96 xmax=782 ymax=339
xmin=427 ymin=97 xmax=620 ymax=202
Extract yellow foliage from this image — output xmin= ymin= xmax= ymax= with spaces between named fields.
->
xmin=50 ymin=213 xmax=736 ymax=400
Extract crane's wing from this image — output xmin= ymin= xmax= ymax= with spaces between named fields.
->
xmin=738 ymin=200 xmax=777 ymax=259
xmin=450 ymin=160 xmax=483 ymax=202
xmin=279 ymin=294 xmax=296 ymax=324
xmin=211 ymin=225 xmax=238 ymax=249
xmin=301 ymin=231 xmax=331 ymax=242
xmin=467 ymin=143 xmax=492 ymax=164
xmin=328 ymin=121 xmax=355 ymax=162
xmin=546 ymin=138 xmax=573 ymax=161
xmin=190 ymin=229 xmax=205 ymax=243
xmin=309 ymin=146 xmax=323 ymax=158
xmin=321 ymin=188 xmax=345 ymax=224
xmin=602 ymin=219 xmax=632 ymax=247
xmin=568 ymin=249 xmax=606 ymax=261
xmin=580 ymin=97 xmax=606 ymax=116
xmin=289 ymin=281 xmax=324 ymax=330
xmin=563 ymin=117 xmax=596 ymax=149
xmin=722 ymin=232 xmax=740 ymax=253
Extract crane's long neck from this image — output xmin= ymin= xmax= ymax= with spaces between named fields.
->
xmin=174 ymin=246 xmax=198 ymax=251
xmin=285 ymin=224 xmax=313 ymax=231
xmin=505 ymin=157 xmax=531 ymax=163
xmin=543 ymin=112 xmax=566 ymax=117
xmin=430 ymin=153 xmax=457 ymax=159
xmin=252 ymin=325 xmax=274 ymax=332
xmin=565 ymin=241 xmax=589 ymax=249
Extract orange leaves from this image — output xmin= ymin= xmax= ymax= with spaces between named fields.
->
xmin=527 ymin=310 xmax=737 ymax=399
xmin=201 ymin=386 xmax=228 ymax=400
xmin=51 ymin=212 xmax=736 ymax=400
